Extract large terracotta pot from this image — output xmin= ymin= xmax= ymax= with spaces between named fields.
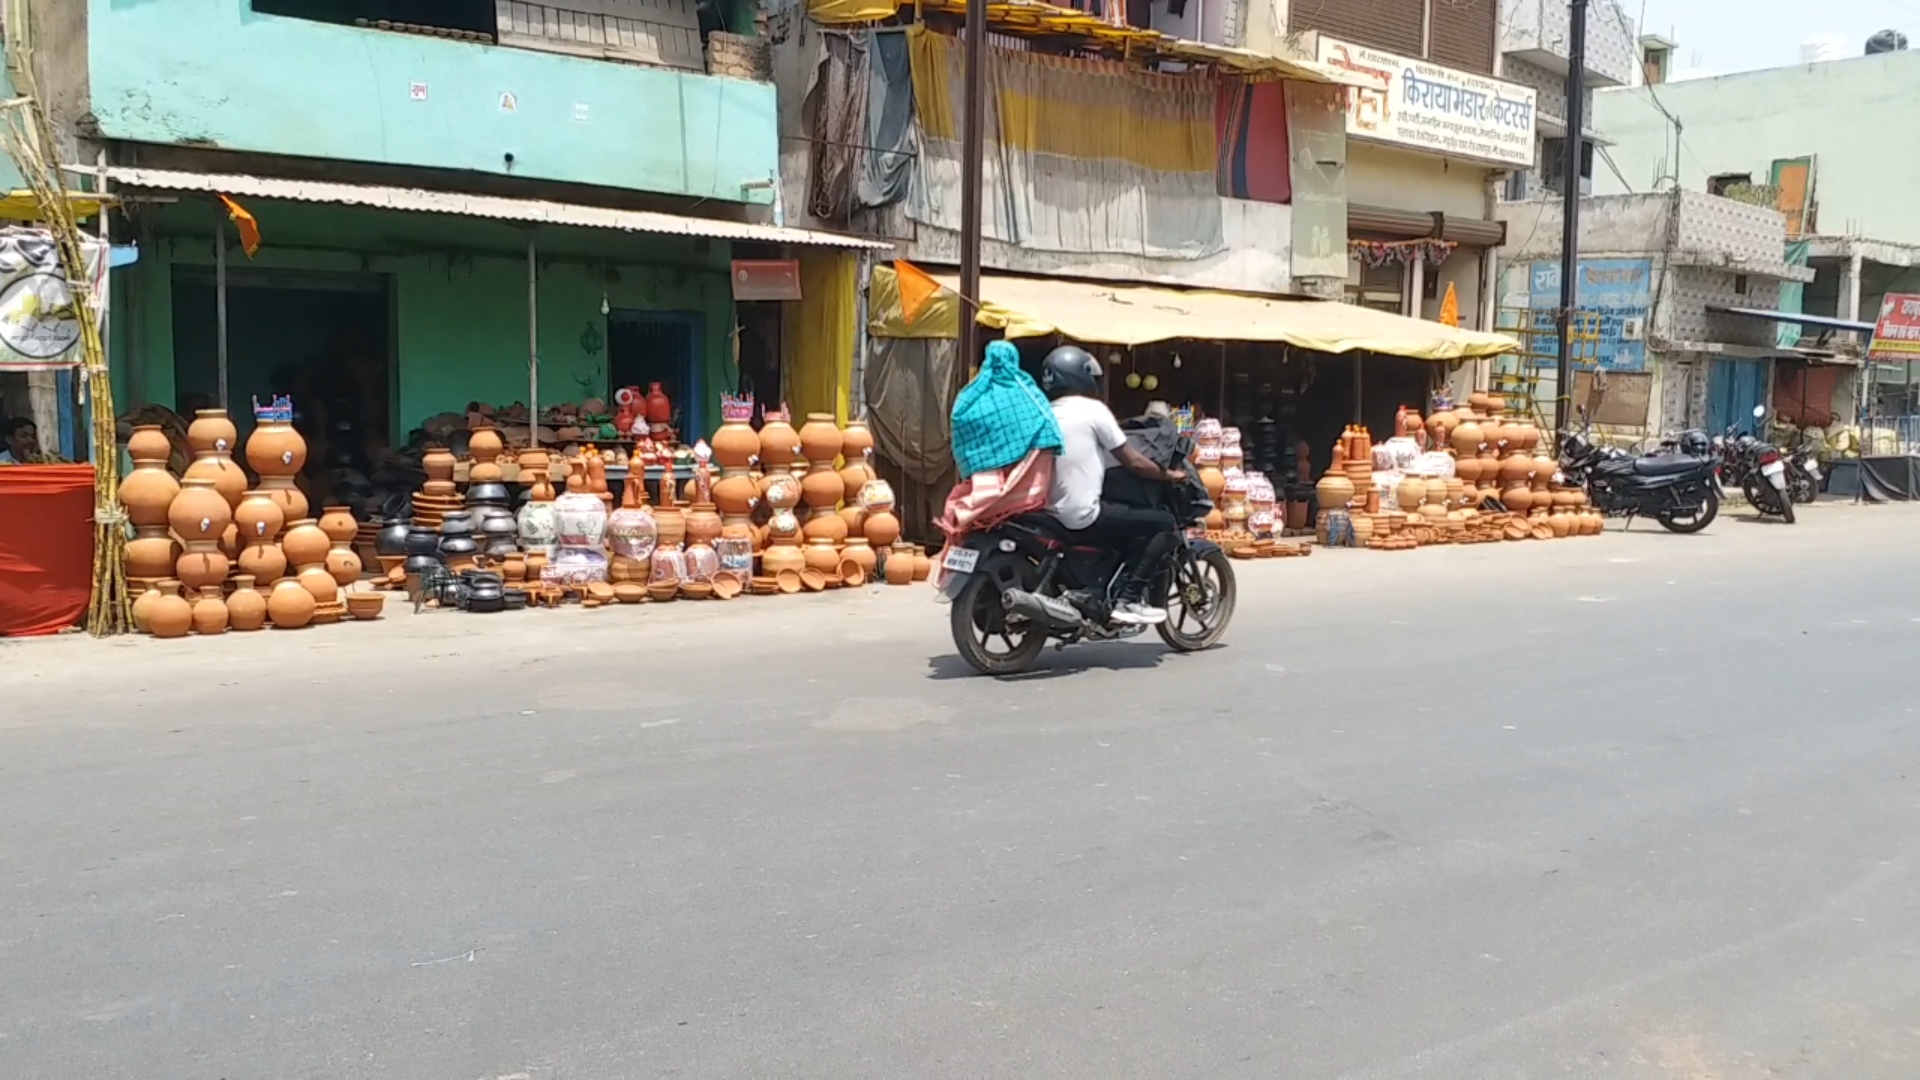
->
xmin=188 ymin=409 xmax=238 ymax=457
xmin=125 ymin=526 xmax=179 ymax=580
xmin=1501 ymin=486 xmax=1534 ymax=513
xmin=885 ymin=542 xmax=915 ymax=585
xmin=267 ymin=578 xmax=316 ymax=628
xmin=318 ymin=505 xmax=357 ymax=545
xmin=841 ymin=537 xmax=878 ymax=578
xmin=168 ymin=478 xmax=232 ymax=546
xmin=227 ymin=576 xmax=268 ymax=631
xmin=712 ymin=472 xmax=758 ymax=520
xmin=1498 ymin=454 xmax=1534 ymax=485
xmin=175 ymin=544 xmax=229 ymax=591
xmin=836 ymin=505 xmax=866 ymax=536
xmin=131 ymin=580 xmax=168 ymax=633
xmin=245 ymin=417 xmax=306 ymax=476
xmin=1199 ymin=465 xmax=1226 ymax=504
xmin=1450 ymin=421 xmax=1485 ymax=455
xmin=467 ymin=425 xmax=505 ymax=482
xmin=762 ymin=545 xmax=806 ymax=575
xmin=837 ymin=459 xmax=876 ymax=504
xmin=645 ymin=382 xmax=672 ymax=426
xmin=325 ymin=542 xmax=363 ymax=587
xmin=184 ymin=450 xmax=247 ymax=509
xmin=711 ymin=418 xmax=759 ymax=470
xmin=260 ymin=476 xmax=308 ymax=523
xmin=798 ymin=412 xmax=842 ymax=465
xmin=147 ymin=589 xmax=194 ymax=639
xmin=1314 ymin=472 xmax=1355 ymax=514
xmin=803 ymin=508 xmax=849 ymax=543
xmin=281 ymin=517 xmax=330 ymax=569
xmin=863 ymin=510 xmax=901 ymax=548
xmin=1395 ymin=477 xmax=1426 ymax=511
xmin=803 ymin=537 xmax=841 ymax=573
xmin=238 ymin=541 xmax=287 ymax=584
xmin=801 ymin=463 xmax=842 ymax=511
xmin=841 ymin=419 xmax=875 ymax=462
xmin=1453 ymin=457 xmax=1481 ymax=484
xmin=759 ymin=412 xmax=801 ymax=470
xmin=684 ymin=502 xmax=722 ymax=546
xmin=191 ymin=587 xmax=229 ymax=635
xmin=235 ymin=490 xmax=284 ymax=545
xmin=297 ymin=563 xmax=339 ymax=604
xmin=765 ymin=508 xmax=801 ymax=546
xmin=120 ymin=426 xmax=180 ymax=527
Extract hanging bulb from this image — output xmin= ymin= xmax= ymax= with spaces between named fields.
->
xmin=600 ymin=292 xmax=611 ymax=316
xmin=1172 ymin=353 xmax=1183 ymax=369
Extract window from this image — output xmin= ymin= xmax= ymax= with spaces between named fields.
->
xmin=1641 ymin=44 xmax=1671 ymax=85
xmin=250 ymin=0 xmax=497 ymax=38
xmin=1707 ymin=173 xmax=1752 ymax=197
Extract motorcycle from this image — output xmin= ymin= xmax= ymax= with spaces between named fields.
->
xmin=1786 ymin=440 xmax=1821 ymax=505
xmin=1714 ymin=405 xmax=1795 ymax=523
xmin=1559 ymin=410 xmax=1721 ymax=533
xmin=939 ymin=428 xmax=1234 ymax=676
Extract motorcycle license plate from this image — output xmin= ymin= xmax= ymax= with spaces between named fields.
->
xmin=941 ymin=546 xmax=981 ymax=574
xmin=1761 ymin=461 xmax=1786 ymax=478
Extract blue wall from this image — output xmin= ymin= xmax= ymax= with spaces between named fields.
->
xmin=87 ymin=0 xmax=776 ymax=204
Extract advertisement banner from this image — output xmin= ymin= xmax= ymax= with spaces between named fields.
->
xmin=0 ymin=228 xmax=106 ymax=373
xmin=1867 ymin=292 xmax=1920 ymax=363
xmin=1316 ymin=37 xmax=1537 ymax=167
xmin=1526 ymin=258 xmax=1654 ymax=372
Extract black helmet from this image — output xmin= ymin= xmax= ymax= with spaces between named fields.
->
xmin=1040 ymin=345 xmax=1103 ymax=400
xmin=1678 ymin=429 xmax=1710 ymax=456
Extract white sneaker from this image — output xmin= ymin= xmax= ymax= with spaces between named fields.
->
xmin=1111 ymin=600 xmax=1168 ymax=625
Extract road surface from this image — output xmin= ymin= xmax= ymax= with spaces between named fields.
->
xmin=2 ymin=504 xmax=1916 ymax=1079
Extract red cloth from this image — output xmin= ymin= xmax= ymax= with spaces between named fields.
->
xmin=933 ymin=449 xmax=1055 ymax=589
xmin=0 ymin=465 xmax=96 ymax=636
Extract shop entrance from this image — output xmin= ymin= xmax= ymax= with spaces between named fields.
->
xmin=170 ymin=265 xmax=393 ymax=461
xmin=608 ymin=310 xmax=704 ymax=439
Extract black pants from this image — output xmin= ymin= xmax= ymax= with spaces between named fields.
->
xmin=1090 ymin=501 xmax=1178 ymax=598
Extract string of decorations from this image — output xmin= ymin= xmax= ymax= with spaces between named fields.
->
xmin=1349 ymin=237 xmax=1458 ymax=269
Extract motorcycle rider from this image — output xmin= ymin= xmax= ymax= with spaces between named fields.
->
xmin=1039 ymin=345 xmax=1187 ymax=626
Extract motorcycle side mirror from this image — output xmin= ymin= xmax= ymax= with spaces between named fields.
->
xmin=1752 ymin=405 xmax=1767 ymax=420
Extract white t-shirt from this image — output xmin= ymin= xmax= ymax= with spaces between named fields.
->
xmin=1046 ymin=395 xmax=1128 ymax=530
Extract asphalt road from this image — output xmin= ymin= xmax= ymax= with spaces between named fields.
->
xmin=3 ymin=505 xmax=1917 ymax=1079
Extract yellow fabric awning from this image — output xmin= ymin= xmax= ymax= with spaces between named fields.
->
xmin=0 ymin=191 xmax=108 ymax=221
xmin=869 ymin=266 xmax=1519 ymax=361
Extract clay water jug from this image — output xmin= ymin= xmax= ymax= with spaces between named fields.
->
xmin=168 ymin=478 xmax=232 ymax=547
xmin=759 ymin=409 xmax=801 ymax=471
xmin=863 ymin=510 xmax=901 ymax=548
xmin=191 ymin=587 xmax=229 ymax=635
xmin=147 ymin=589 xmax=193 ymax=639
xmin=120 ymin=425 xmax=180 ymax=527
xmin=131 ymin=580 xmax=171 ymax=633
xmin=798 ymin=412 xmax=841 ymax=465
xmin=885 ymin=542 xmax=915 ymax=584
xmin=267 ymin=578 xmax=316 ymax=628
xmin=226 ymin=575 xmax=268 ymax=631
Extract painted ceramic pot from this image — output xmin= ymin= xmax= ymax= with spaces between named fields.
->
xmin=606 ymin=506 xmax=658 ymax=561
xmin=518 ymin=499 xmax=559 ymax=556
xmin=857 ymin=478 xmax=896 ymax=514
xmin=761 ymin=472 xmax=801 ymax=510
xmin=765 ymin=508 xmax=801 ymax=545
xmin=168 ymin=478 xmax=232 ymax=546
xmin=838 ymin=460 xmax=876 ymax=504
xmin=226 ymin=576 xmax=268 ymax=631
xmin=120 ymin=426 xmax=180 ymax=527
xmin=281 ymin=518 xmax=330 ymax=568
xmin=552 ymin=490 xmax=608 ymax=549
xmin=267 ymin=577 xmax=316 ymax=629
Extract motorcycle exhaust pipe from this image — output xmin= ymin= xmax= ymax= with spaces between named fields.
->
xmin=1003 ymin=588 xmax=1085 ymax=631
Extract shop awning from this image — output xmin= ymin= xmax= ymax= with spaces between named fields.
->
xmin=103 ymin=167 xmax=893 ymax=251
xmin=870 ymin=267 xmax=1519 ymax=361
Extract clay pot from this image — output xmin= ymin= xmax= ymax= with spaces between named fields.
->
xmin=183 ymin=451 xmax=248 ymax=509
xmin=168 ymin=478 xmax=232 ymax=546
xmin=803 ymin=537 xmax=842 ymax=573
xmin=1497 ymin=454 xmax=1533 ymax=485
xmin=467 ymin=425 xmax=505 ymax=482
xmin=1315 ymin=472 xmax=1355 ymax=513
xmin=175 ymin=544 xmax=229 ymax=591
xmin=297 ymin=563 xmax=340 ymax=605
xmin=654 ymin=505 xmax=685 ymax=550
xmin=325 ymin=543 xmax=363 ymax=587
xmin=841 ymin=419 xmax=874 ymax=462
xmin=712 ymin=418 xmax=759 ymax=470
xmin=684 ymin=503 xmax=722 ymax=546
xmin=188 ymin=409 xmax=238 ymax=457
xmin=146 ymin=588 xmax=193 ymax=639
xmin=759 ymin=413 xmax=801 ymax=469
xmin=765 ymin=508 xmax=802 ymax=546
xmin=841 ymin=537 xmax=878 ymax=578
xmin=131 ymin=580 xmax=168 ymax=633
xmin=798 ymin=413 xmax=842 ymax=465
xmin=863 ymin=510 xmax=901 ymax=548
xmin=802 ymin=508 xmax=849 ymax=543
xmin=238 ymin=541 xmax=287 ymax=584
xmin=235 ymin=490 xmax=284 ymax=546
xmin=838 ymin=460 xmax=876 ymax=504
xmin=261 ymin=476 xmax=308 ymax=523
xmin=422 ymin=447 xmax=456 ymax=482
xmin=1501 ymin=486 xmax=1534 ymax=513
xmin=712 ymin=472 xmax=759 ymax=520
xmin=762 ymin=545 xmax=806 ymax=576
xmin=190 ymin=586 xmax=229 ymax=635
xmin=761 ymin=472 xmax=801 ymax=510
xmin=1450 ymin=421 xmax=1485 ymax=455
xmin=125 ymin=526 xmax=179 ymax=580
xmin=267 ymin=578 xmax=316 ymax=628
xmin=226 ymin=576 xmax=267 ymax=630
xmin=885 ymin=542 xmax=915 ymax=584
xmin=245 ymin=416 xmax=306 ymax=476
xmin=318 ymin=505 xmax=357 ymax=545
xmin=836 ymin=505 xmax=867 ymax=536
xmin=801 ymin=463 xmax=842 ymax=511
xmin=1453 ymin=457 xmax=1482 ymax=484
xmin=1395 ymin=477 xmax=1426 ymax=510
xmin=120 ymin=427 xmax=181 ymax=527
xmin=912 ymin=547 xmax=932 ymax=582
xmin=281 ymin=518 xmax=330 ymax=568
xmin=1549 ymin=509 xmax=1573 ymax=538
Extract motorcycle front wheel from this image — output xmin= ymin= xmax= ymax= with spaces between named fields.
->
xmin=949 ymin=570 xmax=1047 ymax=676
xmin=1788 ymin=468 xmax=1818 ymax=505
xmin=1657 ymin=486 xmax=1720 ymax=534
xmin=1156 ymin=547 xmax=1237 ymax=653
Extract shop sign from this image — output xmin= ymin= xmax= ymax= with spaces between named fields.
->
xmin=1522 ymin=257 xmax=1653 ymax=372
xmin=1316 ymin=37 xmax=1537 ymax=168
xmin=0 ymin=228 xmax=104 ymax=372
xmin=1867 ymin=293 xmax=1920 ymax=362
xmin=731 ymin=259 xmax=802 ymax=302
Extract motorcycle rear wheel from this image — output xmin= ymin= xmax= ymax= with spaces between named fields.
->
xmin=1656 ymin=487 xmax=1720 ymax=534
xmin=950 ymin=571 xmax=1047 ymax=676
xmin=1742 ymin=476 xmax=1796 ymax=524
xmin=1156 ymin=548 xmax=1237 ymax=653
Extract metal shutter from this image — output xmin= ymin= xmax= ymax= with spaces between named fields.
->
xmin=1291 ymin=0 xmax=1424 ymax=59
xmin=1428 ymin=0 xmax=1496 ymax=73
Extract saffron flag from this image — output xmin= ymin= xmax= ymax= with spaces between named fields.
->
xmin=894 ymin=259 xmax=941 ymax=324
xmin=1438 ymin=282 xmax=1460 ymax=327
xmin=218 ymin=194 xmax=261 ymax=258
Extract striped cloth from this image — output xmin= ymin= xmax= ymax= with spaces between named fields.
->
xmin=950 ymin=341 xmax=1063 ymax=480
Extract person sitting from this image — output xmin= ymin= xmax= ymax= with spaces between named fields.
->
xmin=1038 ymin=346 xmax=1186 ymax=626
xmin=0 ymin=417 xmax=42 ymax=464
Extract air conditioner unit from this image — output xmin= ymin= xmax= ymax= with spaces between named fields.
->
xmin=1621 ymin=316 xmax=1646 ymax=340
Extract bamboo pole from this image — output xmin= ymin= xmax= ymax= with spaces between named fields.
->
xmin=0 ymin=68 xmax=127 ymax=634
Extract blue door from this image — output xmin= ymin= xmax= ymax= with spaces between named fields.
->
xmin=1705 ymin=359 xmax=1767 ymax=434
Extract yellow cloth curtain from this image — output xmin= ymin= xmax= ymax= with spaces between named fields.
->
xmin=867 ymin=263 xmax=961 ymax=339
xmin=783 ymin=250 xmax=858 ymax=425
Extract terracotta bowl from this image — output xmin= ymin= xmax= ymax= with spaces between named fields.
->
xmin=799 ymin=568 xmax=827 ymax=593
xmin=837 ymin=559 xmax=866 ymax=587
xmin=344 ymin=593 xmax=385 ymax=620
xmin=775 ymin=569 xmax=803 ymax=594
xmin=648 ymin=582 xmax=680 ymax=602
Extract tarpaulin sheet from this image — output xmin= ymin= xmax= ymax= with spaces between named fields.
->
xmin=0 ymin=465 xmax=95 ymax=637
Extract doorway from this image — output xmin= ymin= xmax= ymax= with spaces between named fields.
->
xmin=608 ymin=310 xmax=705 ymax=439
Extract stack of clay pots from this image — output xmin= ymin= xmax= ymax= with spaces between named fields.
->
xmin=799 ymin=413 xmax=844 ymax=544
xmin=120 ymin=425 xmax=181 ymax=601
xmin=412 ymin=444 xmax=462 ymax=531
xmin=247 ymin=395 xmax=308 ymax=524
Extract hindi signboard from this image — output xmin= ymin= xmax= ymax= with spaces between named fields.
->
xmin=1525 ymin=258 xmax=1654 ymax=372
xmin=1867 ymin=292 xmax=1920 ymax=363
xmin=1315 ymin=37 xmax=1537 ymax=168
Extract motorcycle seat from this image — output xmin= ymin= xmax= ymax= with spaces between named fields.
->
xmin=1008 ymin=512 xmax=1103 ymax=548
xmin=1630 ymin=454 xmax=1711 ymax=477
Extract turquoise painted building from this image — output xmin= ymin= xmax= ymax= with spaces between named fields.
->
xmin=56 ymin=0 xmax=863 ymax=448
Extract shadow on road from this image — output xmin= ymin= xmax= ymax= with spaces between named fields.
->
xmin=925 ymin=640 xmax=1199 ymax=681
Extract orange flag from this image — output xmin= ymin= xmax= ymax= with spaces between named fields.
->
xmin=1437 ymin=281 xmax=1460 ymax=327
xmin=218 ymin=194 xmax=261 ymax=258
xmin=894 ymin=259 xmax=940 ymax=324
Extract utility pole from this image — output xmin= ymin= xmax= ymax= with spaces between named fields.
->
xmin=1554 ymin=0 xmax=1589 ymax=435
xmin=957 ymin=0 xmax=987 ymax=369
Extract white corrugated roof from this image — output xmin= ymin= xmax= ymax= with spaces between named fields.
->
xmin=104 ymin=166 xmax=892 ymax=251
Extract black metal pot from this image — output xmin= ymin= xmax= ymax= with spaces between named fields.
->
xmin=403 ymin=553 xmax=440 ymax=574
xmin=438 ymin=535 xmax=479 ymax=559
xmin=376 ymin=520 xmax=411 ymax=557
xmin=467 ymin=481 xmax=512 ymax=507
xmin=439 ymin=512 xmax=476 ymax=537
xmin=404 ymin=526 xmax=441 ymax=556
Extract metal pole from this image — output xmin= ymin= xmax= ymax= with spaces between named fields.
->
xmin=956 ymin=0 xmax=988 ymax=370
xmin=1554 ymin=0 xmax=1590 ymax=436
xmin=215 ymin=219 xmax=229 ymax=411
xmin=527 ymin=235 xmax=540 ymax=448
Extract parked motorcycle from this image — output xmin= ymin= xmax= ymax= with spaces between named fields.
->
xmin=1559 ymin=411 xmax=1721 ymax=533
xmin=1786 ymin=440 xmax=1821 ymax=505
xmin=939 ymin=427 xmax=1234 ymax=676
xmin=1713 ymin=406 xmax=1795 ymax=523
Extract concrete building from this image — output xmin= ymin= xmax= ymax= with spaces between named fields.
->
xmin=1495 ymin=190 xmax=1822 ymax=435
xmin=1495 ymin=0 xmax=1640 ymax=201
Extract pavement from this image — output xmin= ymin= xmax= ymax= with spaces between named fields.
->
xmin=2 ymin=501 xmax=1917 ymax=1079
